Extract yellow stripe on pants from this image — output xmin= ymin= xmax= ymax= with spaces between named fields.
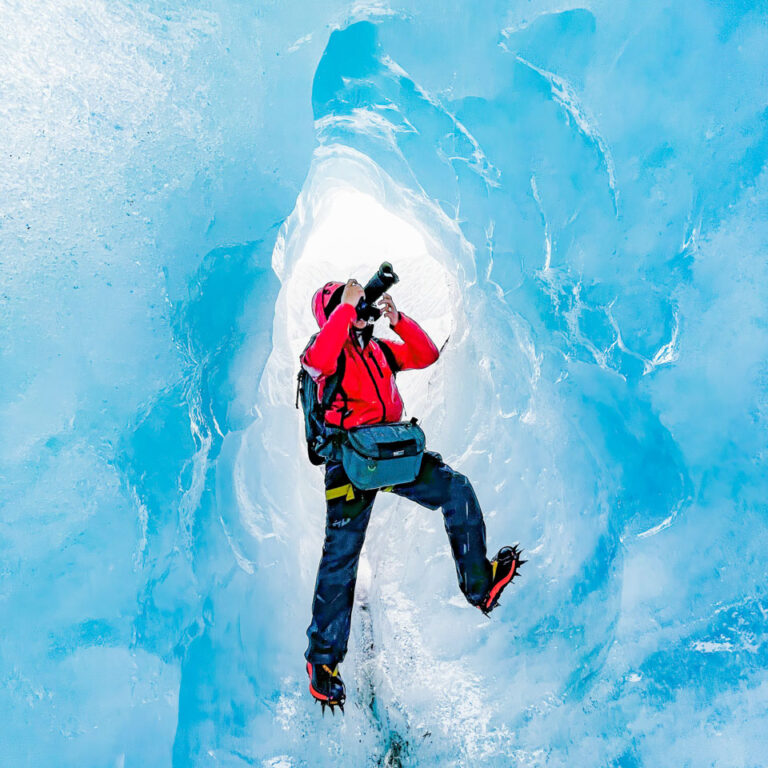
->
xmin=325 ymin=484 xmax=396 ymax=501
xmin=326 ymin=484 xmax=356 ymax=502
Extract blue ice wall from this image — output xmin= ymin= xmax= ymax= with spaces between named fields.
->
xmin=1 ymin=2 xmax=767 ymax=767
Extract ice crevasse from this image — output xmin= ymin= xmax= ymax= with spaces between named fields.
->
xmin=1 ymin=1 xmax=768 ymax=767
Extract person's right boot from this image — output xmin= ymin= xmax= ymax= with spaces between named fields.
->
xmin=479 ymin=545 xmax=525 ymax=615
xmin=306 ymin=662 xmax=346 ymax=714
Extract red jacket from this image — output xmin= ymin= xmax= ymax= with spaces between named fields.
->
xmin=301 ymin=281 xmax=440 ymax=428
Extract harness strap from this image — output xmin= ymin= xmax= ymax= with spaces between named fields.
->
xmin=325 ymin=483 xmax=395 ymax=500
xmin=326 ymin=484 xmax=356 ymax=502
xmin=377 ymin=340 xmax=400 ymax=374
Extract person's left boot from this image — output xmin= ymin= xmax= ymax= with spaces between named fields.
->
xmin=479 ymin=545 xmax=525 ymax=615
xmin=306 ymin=662 xmax=346 ymax=714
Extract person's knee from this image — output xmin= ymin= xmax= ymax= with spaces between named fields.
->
xmin=448 ymin=469 xmax=473 ymax=499
xmin=424 ymin=464 xmax=471 ymax=507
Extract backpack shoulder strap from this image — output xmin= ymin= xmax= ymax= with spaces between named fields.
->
xmin=321 ymin=350 xmax=346 ymax=408
xmin=377 ymin=339 xmax=400 ymax=374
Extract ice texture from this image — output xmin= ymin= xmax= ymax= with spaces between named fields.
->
xmin=1 ymin=1 xmax=767 ymax=766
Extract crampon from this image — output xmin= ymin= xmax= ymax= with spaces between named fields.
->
xmin=479 ymin=544 xmax=526 ymax=616
xmin=307 ymin=662 xmax=346 ymax=715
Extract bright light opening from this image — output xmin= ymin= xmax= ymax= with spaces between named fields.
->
xmin=278 ymin=168 xmax=455 ymax=420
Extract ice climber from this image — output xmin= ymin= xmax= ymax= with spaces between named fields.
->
xmin=297 ymin=276 xmax=523 ymax=713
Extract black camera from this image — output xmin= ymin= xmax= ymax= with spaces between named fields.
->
xmin=356 ymin=262 xmax=400 ymax=322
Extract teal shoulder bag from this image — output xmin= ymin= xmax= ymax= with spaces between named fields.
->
xmin=341 ymin=418 xmax=426 ymax=490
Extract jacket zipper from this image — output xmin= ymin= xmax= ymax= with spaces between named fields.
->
xmin=352 ymin=340 xmax=387 ymax=422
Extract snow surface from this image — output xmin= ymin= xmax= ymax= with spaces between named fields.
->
xmin=1 ymin=1 xmax=768 ymax=766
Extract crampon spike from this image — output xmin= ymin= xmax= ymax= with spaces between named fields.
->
xmin=478 ymin=543 xmax=527 ymax=615
xmin=313 ymin=693 xmax=344 ymax=716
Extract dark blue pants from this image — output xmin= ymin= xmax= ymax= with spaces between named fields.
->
xmin=305 ymin=450 xmax=493 ymax=665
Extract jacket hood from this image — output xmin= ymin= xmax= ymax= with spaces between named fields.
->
xmin=311 ymin=281 xmax=345 ymax=328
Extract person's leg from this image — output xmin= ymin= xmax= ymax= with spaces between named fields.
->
xmin=386 ymin=451 xmax=492 ymax=605
xmin=305 ymin=460 xmax=378 ymax=665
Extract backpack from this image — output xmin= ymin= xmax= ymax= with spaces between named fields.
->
xmin=295 ymin=335 xmax=399 ymax=465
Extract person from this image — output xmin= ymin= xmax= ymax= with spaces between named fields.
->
xmin=301 ymin=278 xmax=523 ymax=713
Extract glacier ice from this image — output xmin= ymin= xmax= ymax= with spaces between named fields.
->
xmin=1 ymin=1 xmax=768 ymax=766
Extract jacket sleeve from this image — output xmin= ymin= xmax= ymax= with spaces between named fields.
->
xmin=384 ymin=312 xmax=440 ymax=372
xmin=301 ymin=302 xmax=357 ymax=380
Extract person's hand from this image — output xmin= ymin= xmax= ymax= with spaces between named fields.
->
xmin=341 ymin=278 xmax=365 ymax=307
xmin=377 ymin=292 xmax=400 ymax=324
